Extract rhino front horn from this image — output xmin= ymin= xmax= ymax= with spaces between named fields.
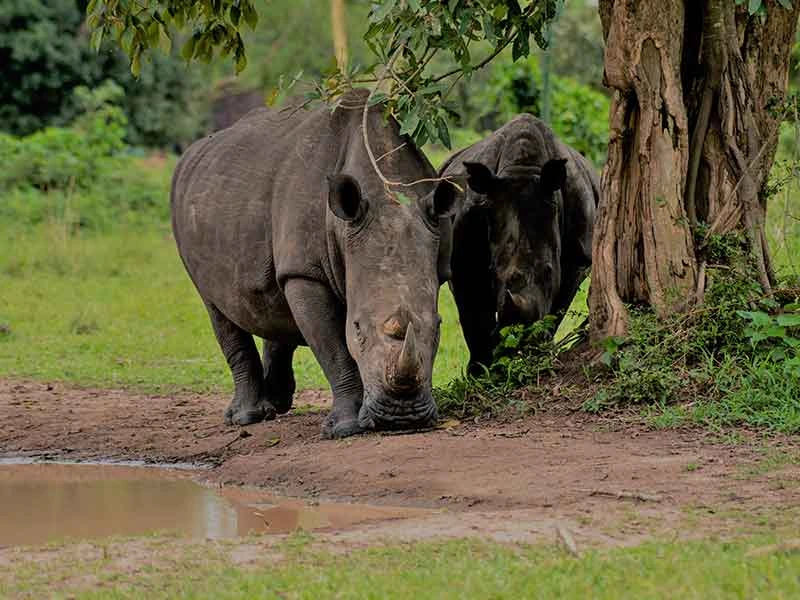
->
xmin=392 ymin=324 xmax=422 ymax=389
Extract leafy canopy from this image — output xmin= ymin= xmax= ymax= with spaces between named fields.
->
xmin=88 ymin=0 xmax=562 ymax=147
xmin=89 ymin=0 xmax=792 ymax=148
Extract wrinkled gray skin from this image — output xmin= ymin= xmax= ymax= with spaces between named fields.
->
xmin=171 ymin=89 xmax=456 ymax=438
xmin=440 ymin=114 xmax=599 ymax=376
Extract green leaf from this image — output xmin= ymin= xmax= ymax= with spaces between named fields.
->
xmin=370 ymin=0 xmax=397 ymax=23
xmin=395 ymin=192 xmax=412 ymax=206
xmin=748 ymin=0 xmax=762 ymax=14
xmin=242 ymin=2 xmax=258 ymax=29
xmin=512 ymin=30 xmax=529 ymax=62
xmin=367 ymin=92 xmax=388 ymax=107
xmin=777 ymin=314 xmax=800 ymax=327
xmin=764 ymin=325 xmax=787 ymax=339
xmin=235 ymin=47 xmax=248 ymax=74
xmin=399 ymin=109 xmax=421 ymax=136
xmin=737 ymin=310 xmax=772 ymax=327
xmin=436 ymin=116 xmax=451 ymax=149
xmin=89 ymin=27 xmax=105 ymax=52
xmin=181 ymin=36 xmax=197 ymax=62
xmin=131 ymin=50 xmax=141 ymax=78
xmin=777 ymin=0 xmax=793 ymax=8
xmin=146 ymin=21 xmax=160 ymax=47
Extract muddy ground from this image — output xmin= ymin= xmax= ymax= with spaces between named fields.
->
xmin=2 ymin=378 xmax=799 ymax=551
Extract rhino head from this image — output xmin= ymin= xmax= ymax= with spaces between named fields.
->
xmin=463 ymin=158 xmax=568 ymax=327
xmin=328 ymin=173 xmax=456 ymax=431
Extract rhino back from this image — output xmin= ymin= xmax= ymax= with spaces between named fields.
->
xmin=171 ymin=103 xmax=349 ymax=341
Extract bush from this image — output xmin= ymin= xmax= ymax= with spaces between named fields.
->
xmin=0 ymin=83 xmax=172 ymax=230
xmin=589 ymin=244 xmax=800 ymax=433
xmin=0 ymin=0 xmax=206 ymax=148
xmin=1 ymin=82 xmax=127 ymax=191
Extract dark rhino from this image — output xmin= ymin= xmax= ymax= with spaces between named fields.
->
xmin=439 ymin=114 xmax=599 ymax=376
xmin=171 ymin=89 xmax=456 ymax=438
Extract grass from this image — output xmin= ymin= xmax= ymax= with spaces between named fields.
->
xmin=0 ymin=221 xmax=467 ymax=394
xmin=2 ymin=534 xmax=800 ymax=598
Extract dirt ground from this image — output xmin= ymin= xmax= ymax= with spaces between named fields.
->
xmin=2 ymin=378 xmax=799 ymax=551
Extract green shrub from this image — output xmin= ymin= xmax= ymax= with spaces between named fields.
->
xmin=0 ymin=0 xmax=206 ymax=148
xmin=591 ymin=253 xmax=800 ymax=433
xmin=1 ymin=83 xmax=127 ymax=191
xmin=435 ymin=316 xmax=561 ymax=419
xmin=0 ymin=83 xmax=172 ymax=230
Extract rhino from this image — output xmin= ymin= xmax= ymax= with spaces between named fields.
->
xmin=439 ymin=115 xmax=599 ymax=376
xmin=171 ymin=89 xmax=456 ymax=438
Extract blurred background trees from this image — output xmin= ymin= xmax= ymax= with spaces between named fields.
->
xmin=0 ymin=0 xmax=606 ymax=153
xmin=0 ymin=0 xmax=206 ymax=147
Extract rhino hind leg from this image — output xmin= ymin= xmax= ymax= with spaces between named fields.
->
xmin=261 ymin=339 xmax=296 ymax=414
xmin=204 ymin=302 xmax=277 ymax=426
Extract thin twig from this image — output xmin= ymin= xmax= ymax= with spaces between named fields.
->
xmin=361 ymin=51 xmax=464 ymax=194
xmin=579 ymin=488 xmax=664 ymax=503
xmin=375 ymin=143 xmax=407 ymax=163
xmin=556 ymin=525 xmax=580 ymax=557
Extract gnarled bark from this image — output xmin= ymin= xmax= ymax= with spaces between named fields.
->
xmin=591 ymin=0 xmax=800 ymax=341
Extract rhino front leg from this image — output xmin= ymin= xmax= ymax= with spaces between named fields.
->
xmin=204 ymin=302 xmax=276 ymax=426
xmin=262 ymin=339 xmax=296 ymax=414
xmin=283 ymin=279 xmax=364 ymax=439
xmin=451 ymin=213 xmax=497 ymax=378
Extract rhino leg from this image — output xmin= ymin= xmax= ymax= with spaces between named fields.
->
xmin=204 ymin=302 xmax=277 ymax=426
xmin=454 ymin=283 xmax=497 ymax=378
xmin=451 ymin=212 xmax=497 ymax=377
xmin=261 ymin=339 xmax=296 ymax=414
xmin=282 ymin=279 xmax=364 ymax=439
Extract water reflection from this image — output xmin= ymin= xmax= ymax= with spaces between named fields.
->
xmin=0 ymin=463 xmax=423 ymax=546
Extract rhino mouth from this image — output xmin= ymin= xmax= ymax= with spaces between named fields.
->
xmin=497 ymin=290 xmax=544 ymax=329
xmin=358 ymin=385 xmax=438 ymax=431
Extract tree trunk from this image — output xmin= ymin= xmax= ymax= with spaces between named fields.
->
xmin=331 ymin=0 xmax=348 ymax=71
xmin=590 ymin=0 xmax=800 ymax=341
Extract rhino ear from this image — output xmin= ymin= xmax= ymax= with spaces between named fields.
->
xmin=463 ymin=162 xmax=498 ymax=196
xmin=328 ymin=174 xmax=365 ymax=221
xmin=540 ymin=158 xmax=568 ymax=194
xmin=431 ymin=179 xmax=458 ymax=217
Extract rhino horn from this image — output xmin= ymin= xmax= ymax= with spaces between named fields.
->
xmin=508 ymin=290 xmax=527 ymax=310
xmin=391 ymin=324 xmax=422 ymax=389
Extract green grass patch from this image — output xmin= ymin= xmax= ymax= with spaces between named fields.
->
xmin=2 ymin=535 xmax=800 ymax=598
xmin=0 ymin=222 xmax=467 ymax=394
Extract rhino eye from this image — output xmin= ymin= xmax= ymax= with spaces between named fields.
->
xmin=425 ymin=205 xmax=441 ymax=228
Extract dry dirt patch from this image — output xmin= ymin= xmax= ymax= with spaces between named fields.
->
xmin=1 ymin=378 xmax=799 ymax=545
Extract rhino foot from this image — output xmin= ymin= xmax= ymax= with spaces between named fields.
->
xmin=224 ymin=398 xmax=277 ymax=427
xmin=321 ymin=411 xmax=364 ymax=439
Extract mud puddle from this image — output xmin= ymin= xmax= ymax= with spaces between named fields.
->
xmin=0 ymin=463 xmax=428 ymax=547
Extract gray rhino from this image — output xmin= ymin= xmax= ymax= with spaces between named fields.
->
xmin=440 ymin=115 xmax=599 ymax=376
xmin=171 ymin=89 xmax=456 ymax=438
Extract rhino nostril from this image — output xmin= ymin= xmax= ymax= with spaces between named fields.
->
xmin=382 ymin=315 xmax=406 ymax=340
xmin=537 ymin=263 xmax=555 ymax=281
